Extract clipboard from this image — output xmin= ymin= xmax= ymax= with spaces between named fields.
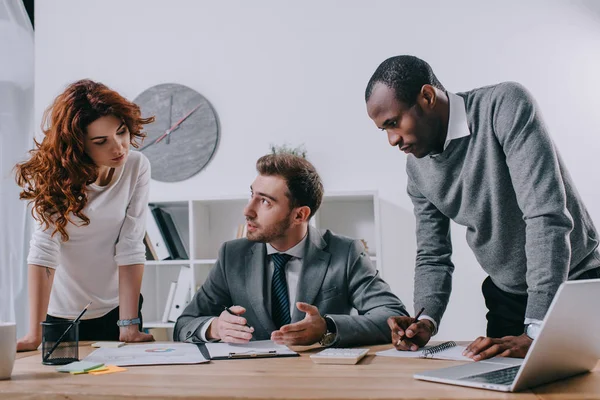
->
xmin=203 ymin=340 xmax=299 ymax=360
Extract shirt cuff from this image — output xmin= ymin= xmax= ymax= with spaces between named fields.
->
xmin=199 ymin=317 xmax=217 ymax=342
xmin=418 ymin=315 xmax=438 ymax=336
xmin=524 ymin=318 xmax=543 ymax=340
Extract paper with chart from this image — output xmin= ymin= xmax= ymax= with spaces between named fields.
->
xmin=376 ymin=343 xmax=472 ymax=361
xmin=84 ymin=343 xmax=209 ymax=366
xmin=204 ymin=340 xmax=297 ymax=359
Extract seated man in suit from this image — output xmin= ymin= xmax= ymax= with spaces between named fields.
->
xmin=174 ymin=153 xmax=407 ymax=347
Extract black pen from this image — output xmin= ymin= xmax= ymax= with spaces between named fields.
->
xmin=223 ymin=305 xmax=253 ymax=329
xmin=397 ymin=307 xmax=425 ymax=346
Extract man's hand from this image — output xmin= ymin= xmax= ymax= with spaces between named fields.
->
xmin=207 ymin=306 xmax=254 ymax=343
xmin=463 ymin=333 xmax=532 ymax=361
xmin=387 ymin=316 xmax=434 ymax=351
xmin=17 ymin=333 xmax=42 ymax=352
xmin=271 ymin=302 xmax=326 ymax=346
xmin=119 ymin=326 xmax=155 ymax=343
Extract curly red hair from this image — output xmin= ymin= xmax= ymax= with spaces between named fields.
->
xmin=15 ymin=79 xmax=154 ymax=241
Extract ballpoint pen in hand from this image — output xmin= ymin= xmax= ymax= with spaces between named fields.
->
xmin=223 ymin=305 xmax=253 ymax=329
xmin=397 ymin=307 xmax=425 ymax=346
xmin=44 ymin=301 xmax=92 ymax=360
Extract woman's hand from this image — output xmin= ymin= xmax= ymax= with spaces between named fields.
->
xmin=17 ymin=333 xmax=42 ymax=352
xmin=119 ymin=325 xmax=154 ymax=343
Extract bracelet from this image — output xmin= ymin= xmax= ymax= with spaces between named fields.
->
xmin=116 ymin=318 xmax=141 ymax=327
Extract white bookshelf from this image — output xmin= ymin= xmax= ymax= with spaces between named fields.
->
xmin=141 ymin=191 xmax=382 ymax=332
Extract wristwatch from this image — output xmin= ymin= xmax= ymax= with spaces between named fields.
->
xmin=524 ymin=323 xmax=540 ymax=340
xmin=319 ymin=316 xmax=337 ymax=346
xmin=116 ymin=317 xmax=141 ymax=327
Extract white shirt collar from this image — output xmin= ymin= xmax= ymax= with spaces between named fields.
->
xmin=266 ymin=232 xmax=308 ymax=259
xmin=443 ymin=91 xmax=471 ymax=151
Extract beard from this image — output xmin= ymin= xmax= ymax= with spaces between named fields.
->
xmin=246 ymin=211 xmax=293 ymax=243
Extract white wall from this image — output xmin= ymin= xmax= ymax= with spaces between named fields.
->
xmin=1 ymin=0 xmax=34 ymax=337
xmin=35 ymin=0 xmax=600 ymax=340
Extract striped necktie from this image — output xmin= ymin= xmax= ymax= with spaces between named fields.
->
xmin=271 ymin=253 xmax=293 ymax=329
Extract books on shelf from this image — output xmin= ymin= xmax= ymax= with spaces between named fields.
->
xmin=168 ymin=266 xmax=193 ymax=322
xmin=145 ymin=207 xmax=170 ymax=260
xmin=145 ymin=205 xmax=189 ymax=261
xmin=143 ymin=233 xmax=157 ymax=260
xmin=161 ymin=281 xmax=177 ymax=323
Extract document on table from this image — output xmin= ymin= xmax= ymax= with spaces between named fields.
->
xmin=204 ymin=340 xmax=298 ymax=360
xmin=376 ymin=342 xmax=472 ymax=362
xmin=84 ymin=343 xmax=209 ymax=366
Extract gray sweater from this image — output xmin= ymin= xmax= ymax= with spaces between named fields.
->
xmin=407 ymin=82 xmax=600 ymax=324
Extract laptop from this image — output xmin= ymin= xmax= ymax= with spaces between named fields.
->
xmin=414 ymin=278 xmax=600 ymax=392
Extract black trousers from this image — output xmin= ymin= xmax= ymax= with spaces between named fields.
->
xmin=482 ymin=266 xmax=600 ymax=338
xmin=45 ymin=295 xmax=144 ymax=341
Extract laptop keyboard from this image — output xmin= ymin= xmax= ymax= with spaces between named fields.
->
xmin=461 ymin=365 xmax=520 ymax=385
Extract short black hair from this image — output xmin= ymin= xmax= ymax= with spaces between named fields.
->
xmin=365 ymin=55 xmax=445 ymax=106
xmin=256 ymin=153 xmax=323 ymax=218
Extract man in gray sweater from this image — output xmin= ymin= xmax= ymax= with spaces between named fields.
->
xmin=365 ymin=55 xmax=600 ymax=360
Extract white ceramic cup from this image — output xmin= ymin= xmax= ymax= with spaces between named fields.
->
xmin=0 ymin=322 xmax=16 ymax=380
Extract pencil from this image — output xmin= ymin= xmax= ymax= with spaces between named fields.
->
xmin=223 ymin=305 xmax=253 ymax=329
xmin=397 ymin=307 xmax=425 ymax=346
xmin=44 ymin=301 xmax=92 ymax=360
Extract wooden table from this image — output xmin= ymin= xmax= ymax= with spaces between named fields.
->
xmin=2 ymin=343 xmax=599 ymax=399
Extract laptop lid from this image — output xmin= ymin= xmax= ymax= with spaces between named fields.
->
xmin=511 ymin=278 xmax=600 ymax=391
xmin=415 ymin=278 xmax=600 ymax=392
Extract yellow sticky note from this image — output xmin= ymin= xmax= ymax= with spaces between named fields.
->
xmin=88 ymin=365 xmax=109 ymax=372
xmin=89 ymin=365 xmax=127 ymax=375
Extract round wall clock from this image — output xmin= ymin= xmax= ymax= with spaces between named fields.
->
xmin=133 ymin=83 xmax=219 ymax=182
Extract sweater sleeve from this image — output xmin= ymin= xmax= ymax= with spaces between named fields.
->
xmin=27 ymin=220 xmax=61 ymax=268
xmin=407 ymin=173 xmax=455 ymax=326
xmin=114 ymin=154 xmax=151 ymax=266
xmin=491 ymin=82 xmax=574 ymax=321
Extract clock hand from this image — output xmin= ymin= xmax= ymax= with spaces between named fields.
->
xmin=138 ymin=102 xmax=203 ymax=152
xmin=154 ymin=102 xmax=203 ymax=145
xmin=166 ymin=95 xmax=173 ymax=145
xmin=138 ymin=138 xmax=158 ymax=152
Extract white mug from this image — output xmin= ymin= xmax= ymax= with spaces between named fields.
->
xmin=0 ymin=322 xmax=16 ymax=380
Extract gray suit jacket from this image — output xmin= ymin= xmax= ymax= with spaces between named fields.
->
xmin=174 ymin=226 xmax=407 ymax=347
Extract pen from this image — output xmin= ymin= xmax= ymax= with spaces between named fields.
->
xmin=223 ymin=305 xmax=253 ymax=329
xmin=45 ymin=301 xmax=92 ymax=360
xmin=397 ymin=307 xmax=425 ymax=346
xmin=229 ymin=350 xmax=277 ymax=359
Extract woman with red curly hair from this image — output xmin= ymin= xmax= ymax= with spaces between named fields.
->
xmin=15 ymin=79 xmax=155 ymax=351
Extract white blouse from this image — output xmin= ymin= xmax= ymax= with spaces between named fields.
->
xmin=27 ymin=151 xmax=150 ymax=319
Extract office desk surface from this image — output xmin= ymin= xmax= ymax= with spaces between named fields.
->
xmin=2 ymin=343 xmax=599 ymax=400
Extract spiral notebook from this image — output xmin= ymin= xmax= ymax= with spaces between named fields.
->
xmin=376 ymin=341 xmax=472 ymax=361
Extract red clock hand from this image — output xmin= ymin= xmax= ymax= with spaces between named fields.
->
xmin=154 ymin=103 xmax=203 ymax=145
